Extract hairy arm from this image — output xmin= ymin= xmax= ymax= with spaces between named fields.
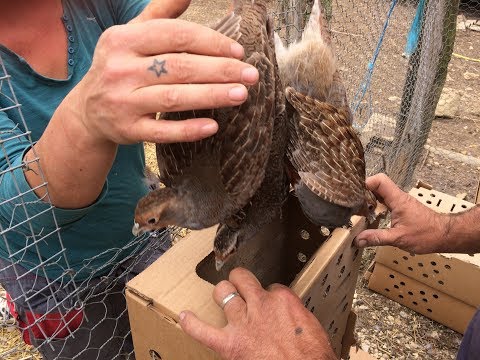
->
xmin=443 ymin=205 xmax=480 ymax=254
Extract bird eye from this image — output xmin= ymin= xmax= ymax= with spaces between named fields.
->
xmin=368 ymin=204 xmax=374 ymax=210
xmin=148 ymin=218 xmax=157 ymax=225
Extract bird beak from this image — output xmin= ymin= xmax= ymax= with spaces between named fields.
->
xmin=132 ymin=222 xmax=145 ymax=237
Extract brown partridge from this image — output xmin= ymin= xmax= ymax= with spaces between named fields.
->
xmin=133 ymin=0 xmax=277 ymax=237
xmin=275 ymin=0 xmax=376 ymax=228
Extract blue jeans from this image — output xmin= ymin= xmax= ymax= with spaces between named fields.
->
xmin=458 ymin=308 xmax=480 ymax=360
xmin=0 ymin=233 xmax=171 ymax=360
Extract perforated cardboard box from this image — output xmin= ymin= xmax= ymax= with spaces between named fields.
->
xmin=369 ymin=185 xmax=479 ymax=333
xmin=126 ymin=195 xmax=386 ymax=359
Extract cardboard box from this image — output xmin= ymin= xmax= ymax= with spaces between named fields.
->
xmin=126 ymin=195 xmax=386 ymax=359
xmin=369 ymin=184 xmax=479 ymax=333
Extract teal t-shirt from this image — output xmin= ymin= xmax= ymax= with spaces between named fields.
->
xmin=0 ymin=0 xmax=150 ymax=281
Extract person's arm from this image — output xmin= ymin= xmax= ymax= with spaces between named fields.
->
xmin=23 ymin=0 xmax=259 ymax=209
xmin=179 ymin=268 xmax=337 ymax=360
xmin=356 ymin=173 xmax=480 ymax=254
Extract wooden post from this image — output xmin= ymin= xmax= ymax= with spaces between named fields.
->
xmin=387 ymin=0 xmax=459 ymax=188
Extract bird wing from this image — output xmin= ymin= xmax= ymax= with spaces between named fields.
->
xmin=286 ymin=86 xmax=366 ymax=208
xmin=217 ymin=1 xmax=276 ymax=205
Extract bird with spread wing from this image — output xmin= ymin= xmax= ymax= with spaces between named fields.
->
xmin=133 ymin=0 xmax=288 ymax=269
xmin=275 ymin=0 xmax=377 ymax=228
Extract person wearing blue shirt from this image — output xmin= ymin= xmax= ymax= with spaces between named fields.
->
xmin=0 ymin=0 xmax=259 ymax=358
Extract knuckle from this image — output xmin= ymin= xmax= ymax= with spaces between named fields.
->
xmin=172 ymin=23 xmax=194 ymax=51
xmin=161 ymin=87 xmax=181 ymax=111
xmin=98 ymin=25 xmax=124 ymax=50
xmin=221 ymin=61 xmax=240 ymax=82
xmin=171 ymin=53 xmax=192 ymax=83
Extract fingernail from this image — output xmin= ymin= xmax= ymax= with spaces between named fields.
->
xmin=231 ymin=43 xmax=244 ymax=58
xmin=179 ymin=311 xmax=186 ymax=321
xmin=242 ymin=67 xmax=259 ymax=84
xmin=228 ymin=86 xmax=247 ymax=101
xmin=201 ymin=122 xmax=218 ymax=135
xmin=357 ymin=239 xmax=367 ymax=248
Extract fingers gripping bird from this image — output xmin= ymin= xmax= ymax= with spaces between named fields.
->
xmin=275 ymin=0 xmax=377 ymax=228
xmin=133 ymin=0 xmax=283 ymax=265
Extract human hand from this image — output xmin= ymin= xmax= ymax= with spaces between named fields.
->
xmin=179 ymin=268 xmax=336 ymax=360
xmin=65 ymin=4 xmax=259 ymax=145
xmin=355 ymin=173 xmax=450 ymax=254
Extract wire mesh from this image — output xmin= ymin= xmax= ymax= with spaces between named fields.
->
xmin=1 ymin=0 xmax=479 ymax=359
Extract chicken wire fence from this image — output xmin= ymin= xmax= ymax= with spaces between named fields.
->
xmin=0 ymin=0 xmax=477 ymax=359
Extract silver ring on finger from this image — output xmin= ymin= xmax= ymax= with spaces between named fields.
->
xmin=221 ymin=292 xmax=241 ymax=309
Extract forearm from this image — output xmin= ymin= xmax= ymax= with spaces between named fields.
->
xmin=442 ymin=205 xmax=480 ymax=254
xmin=24 ymin=92 xmax=117 ymax=209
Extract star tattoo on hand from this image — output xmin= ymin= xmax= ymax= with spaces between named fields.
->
xmin=148 ymin=59 xmax=168 ymax=77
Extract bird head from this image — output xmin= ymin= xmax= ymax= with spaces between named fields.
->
xmin=132 ymin=188 xmax=181 ymax=236
xmin=213 ymin=225 xmax=241 ymax=271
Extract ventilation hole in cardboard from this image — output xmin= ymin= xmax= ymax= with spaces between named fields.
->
xmin=398 ymin=295 xmax=404 ymax=299
xmin=450 ymin=204 xmax=456 ymax=212
xmin=333 ymin=327 xmax=338 ymax=335
xmin=300 ymin=229 xmax=310 ymax=240
xmin=409 ymin=253 xmax=416 ymax=257
xmin=418 ymin=192 xmax=424 ymax=197
xmin=468 ymin=254 xmax=475 ymax=257
xmin=346 ymin=271 xmax=351 ymax=278
xmin=426 ymin=200 xmax=432 ymax=204
xmin=436 ymin=199 xmax=442 ymax=207
xmin=402 ymin=256 xmax=408 ymax=260
xmin=433 ymin=294 xmax=439 ymax=299
xmin=418 ymin=262 xmax=424 ymax=267
xmin=413 ymin=301 xmax=418 ymax=306
xmin=393 ymin=260 xmax=399 ymax=264
xmin=408 ymin=291 xmax=414 ymax=296
xmin=353 ymin=249 xmax=359 ymax=260
xmin=329 ymin=320 xmax=335 ymax=330
xmin=394 ymin=285 xmax=399 ymax=289
xmin=430 ymin=193 xmax=436 ymax=197
xmin=297 ymin=252 xmax=307 ymax=263
xmin=445 ymin=264 xmax=451 ymax=270
xmin=342 ymin=302 xmax=348 ymax=313
xmin=321 ymin=274 xmax=329 ymax=286
xmin=423 ymin=273 xmax=429 ymax=278
xmin=339 ymin=265 xmax=346 ymax=278
xmin=336 ymin=254 xmax=343 ymax=266
xmin=385 ymin=288 xmax=390 ymax=292
xmin=305 ymin=297 xmax=311 ymax=307
xmin=438 ymin=280 xmax=445 ymax=285
xmin=420 ymin=291 xmax=425 ymax=295
xmin=400 ymin=281 xmax=406 ymax=286
xmin=422 ymin=298 xmax=428 ymax=303
xmin=408 ymin=267 xmax=413 ymax=271
xmin=323 ymin=285 xmax=331 ymax=298
xmin=433 ymin=269 xmax=439 ymax=274
xmin=149 ymin=350 xmax=162 ymax=360
xmin=461 ymin=205 xmax=467 ymax=209
xmin=431 ymin=261 xmax=437 ymax=266
xmin=389 ymin=274 xmax=395 ymax=279
xmin=427 ymin=308 xmax=433 ymax=313
xmin=310 ymin=306 xmax=315 ymax=313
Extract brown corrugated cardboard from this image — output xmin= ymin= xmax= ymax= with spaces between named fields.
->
xmin=369 ymin=263 xmax=476 ymax=334
xmin=126 ymin=195 xmax=387 ymax=359
xmin=369 ymin=185 xmax=479 ymax=333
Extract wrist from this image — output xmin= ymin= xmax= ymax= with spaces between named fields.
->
xmin=441 ymin=206 xmax=480 ymax=253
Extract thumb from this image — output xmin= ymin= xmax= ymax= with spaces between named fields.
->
xmin=179 ymin=311 xmax=225 ymax=352
xmin=355 ymin=228 xmax=400 ymax=248
xmin=131 ymin=0 xmax=191 ymax=23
